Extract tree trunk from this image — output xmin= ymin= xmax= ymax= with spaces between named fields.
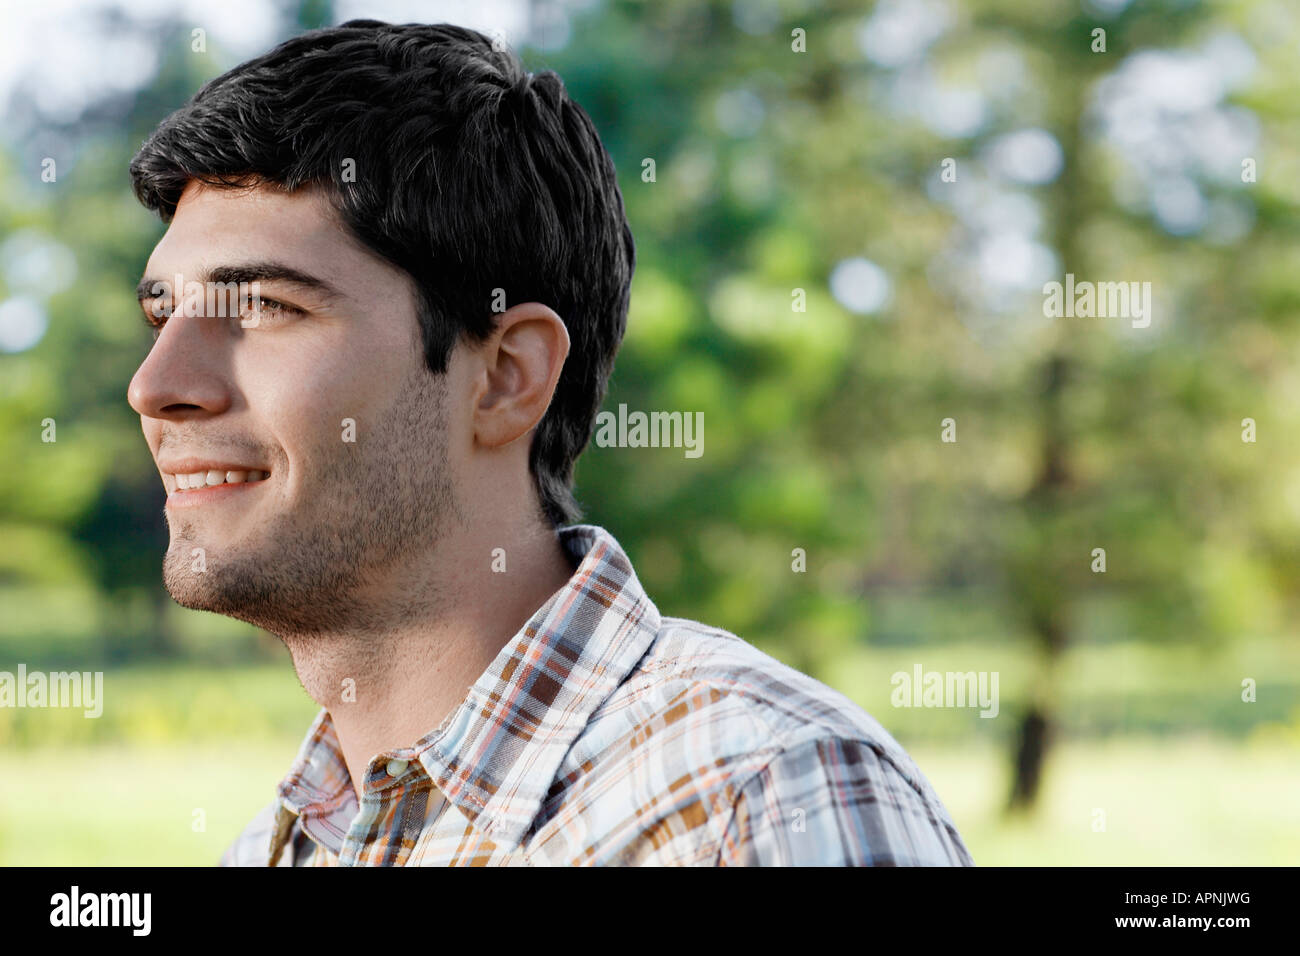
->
xmin=1008 ymin=706 xmax=1051 ymax=811
xmin=1006 ymin=354 xmax=1072 ymax=813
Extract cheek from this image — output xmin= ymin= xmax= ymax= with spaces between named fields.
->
xmin=245 ymin=347 xmax=393 ymax=458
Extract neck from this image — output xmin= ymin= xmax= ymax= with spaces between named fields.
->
xmin=281 ymin=516 xmax=575 ymax=804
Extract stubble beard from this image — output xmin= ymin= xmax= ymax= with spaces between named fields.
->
xmin=160 ymin=367 xmax=459 ymax=639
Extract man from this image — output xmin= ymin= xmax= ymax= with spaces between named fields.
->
xmin=126 ymin=20 xmax=973 ymax=866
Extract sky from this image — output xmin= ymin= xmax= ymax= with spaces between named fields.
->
xmin=0 ymin=0 xmax=541 ymax=122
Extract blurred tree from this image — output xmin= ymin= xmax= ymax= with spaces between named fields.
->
xmin=554 ymin=0 xmax=1300 ymax=811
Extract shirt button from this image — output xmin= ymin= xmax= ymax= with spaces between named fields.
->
xmin=385 ymin=758 xmax=409 ymax=777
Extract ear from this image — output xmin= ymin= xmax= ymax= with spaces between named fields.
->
xmin=472 ymin=302 xmax=570 ymax=449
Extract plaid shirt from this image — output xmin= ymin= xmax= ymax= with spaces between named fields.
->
xmin=221 ymin=525 xmax=974 ymax=866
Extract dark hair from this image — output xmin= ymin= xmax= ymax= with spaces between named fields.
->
xmin=129 ymin=19 xmax=635 ymax=527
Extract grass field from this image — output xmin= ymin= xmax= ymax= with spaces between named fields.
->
xmin=1 ymin=736 xmax=1295 ymax=865
xmin=1 ymin=654 xmax=1296 ymax=865
xmin=911 ymin=736 xmax=1300 ymax=865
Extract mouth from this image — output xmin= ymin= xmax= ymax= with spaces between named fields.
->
xmin=160 ymin=464 xmax=272 ymax=505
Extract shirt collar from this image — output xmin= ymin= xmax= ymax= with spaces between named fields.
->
xmin=275 ymin=524 xmax=661 ymax=855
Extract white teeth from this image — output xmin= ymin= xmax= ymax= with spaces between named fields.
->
xmin=167 ymin=469 xmax=268 ymax=492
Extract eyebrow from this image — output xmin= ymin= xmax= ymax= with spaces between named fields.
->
xmin=135 ymin=260 xmax=346 ymax=305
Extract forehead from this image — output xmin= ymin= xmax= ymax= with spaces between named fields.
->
xmin=145 ymin=180 xmax=373 ymax=284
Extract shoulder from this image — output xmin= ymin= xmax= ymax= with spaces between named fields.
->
xmin=717 ymin=732 xmax=974 ymax=865
xmin=219 ymin=798 xmax=283 ymax=867
xmin=543 ymin=616 xmax=972 ymax=865
xmin=629 ymin=615 xmax=933 ymax=785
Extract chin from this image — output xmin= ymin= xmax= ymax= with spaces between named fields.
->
xmin=163 ymin=563 xmax=229 ymax=615
xmin=162 ymin=545 xmax=248 ymax=615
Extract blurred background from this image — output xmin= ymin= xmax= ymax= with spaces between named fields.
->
xmin=1 ymin=0 xmax=1298 ymax=865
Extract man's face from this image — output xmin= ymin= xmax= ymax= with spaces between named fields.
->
xmin=128 ymin=181 xmax=461 ymax=635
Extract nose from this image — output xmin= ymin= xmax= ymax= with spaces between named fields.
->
xmin=127 ymin=306 xmax=234 ymax=421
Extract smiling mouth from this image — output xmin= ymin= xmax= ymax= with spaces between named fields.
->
xmin=164 ymin=469 xmax=271 ymax=494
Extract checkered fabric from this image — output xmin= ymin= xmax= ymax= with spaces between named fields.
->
xmin=220 ymin=525 xmax=974 ymax=866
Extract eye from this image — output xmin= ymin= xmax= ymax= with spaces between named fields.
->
xmin=239 ymin=296 xmax=302 ymax=328
xmin=143 ymin=302 xmax=172 ymax=340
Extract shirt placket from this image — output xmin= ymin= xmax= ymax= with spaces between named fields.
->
xmin=337 ymin=754 xmax=434 ymax=866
